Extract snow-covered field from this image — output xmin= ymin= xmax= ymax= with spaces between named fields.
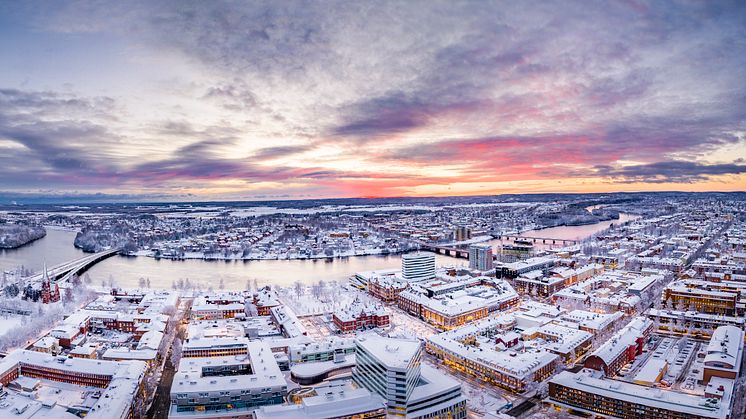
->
xmin=276 ymin=283 xmax=375 ymax=317
xmin=0 ymin=315 xmax=27 ymax=338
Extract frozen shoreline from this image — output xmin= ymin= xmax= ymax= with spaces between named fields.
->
xmin=127 ymin=247 xmax=410 ymax=261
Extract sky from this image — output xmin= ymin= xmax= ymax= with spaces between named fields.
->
xmin=0 ymin=0 xmax=745 ymax=201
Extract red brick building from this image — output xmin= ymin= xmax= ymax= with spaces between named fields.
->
xmin=333 ymin=299 xmax=389 ymax=333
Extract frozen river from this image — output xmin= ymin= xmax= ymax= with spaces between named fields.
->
xmin=0 ymin=213 xmax=638 ymax=290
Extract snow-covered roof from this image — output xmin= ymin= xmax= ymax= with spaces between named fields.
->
xmin=0 ymin=350 xmax=146 ymax=419
xmin=428 ymin=316 xmax=558 ymax=381
xmin=416 ymin=282 xmax=518 ymax=317
xmin=646 ymin=308 xmax=745 ymax=326
xmin=333 ymin=298 xmax=386 ymax=322
xmin=183 ymin=336 xmax=250 ymax=351
xmin=355 ymin=333 xmax=421 ymax=371
xmin=562 ymin=310 xmax=623 ymax=331
xmin=704 ymin=326 xmax=744 ymax=370
xmin=172 ymin=341 xmax=286 ymax=395
xmin=290 ymin=337 xmax=355 ymax=358
xmin=550 ymin=370 xmax=731 ymax=419
xmin=587 ymin=317 xmax=651 ymax=366
xmin=254 ymin=386 xmax=385 ymax=419
xmin=529 ymin=323 xmax=592 ymax=355
xmin=270 ymin=305 xmax=306 ymax=338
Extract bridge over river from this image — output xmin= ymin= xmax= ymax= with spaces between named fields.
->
xmin=419 ymin=235 xmax=579 ymax=259
xmin=22 ymin=248 xmax=120 ymax=284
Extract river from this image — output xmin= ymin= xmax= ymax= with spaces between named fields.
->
xmin=0 ymin=214 xmax=638 ymax=290
xmin=486 ymin=212 xmax=639 ymax=249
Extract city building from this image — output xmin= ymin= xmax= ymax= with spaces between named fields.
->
xmin=401 ymin=252 xmax=436 ymax=282
xmin=583 ymin=317 xmax=653 ymax=376
xmin=513 ymin=270 xmax=566 ymax=297
xmin=289 ymin=337 xmax=356 ymax=363
xmin=454 ymin=225 xmax=471 ymax=242
xmin=521 ymin=323 xmax=593 ymax=364
xmin=646 ymin=308 xmax=745 ymax=337
xmin=561 ymin=310 xmax=624 ymax=335
xmin=367 ymin=274 xmax=408 ymax=302
xmin=549 ymin=369 xmax=734 ymax=419
xmin=332 ymin=298 xmax=389 ymax=333
xmin=353 ymin=333 xmax=467 ymax=418
xmin=0 ymin=349 xmax=146 ymax=419
xmin=497 ymin=243 xmax=534 ymax=263
xmin=552 ymin=270 xmax=665 ymax=314
xmin=192 ymin=293 xmax=246 ymax=320
xmin=169 ymin=341 xmax=288 ymax=418
xmin=402 ymin=281 xmax=519 ymax=330
xmin=252 ymin=288 xmax=282 ymax=316
xmin=182 ymin=336 xmax=250 ymax=358
xmin=253 ymin=385 xmax=386 ymax=419
xmin=703 ymin=325 xmax=744 ymax=382
xmin=497 ymin=256 xmax=557 ymax=279
xmin=662 ymin=279 xmax=741 ymax=316
xmin=426 ymin=312 xmax=559 ymax=393
xmin=468 ymin=243 xmax=493 ymax=271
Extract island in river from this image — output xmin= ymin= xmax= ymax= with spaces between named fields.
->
xmin=0 ymin=224 xmax=46 ymax=249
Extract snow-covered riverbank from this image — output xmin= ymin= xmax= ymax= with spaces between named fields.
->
xmin=128 ymin=246 xmax=409 ymax=261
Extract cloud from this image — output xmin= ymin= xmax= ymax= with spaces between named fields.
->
xmin=593 ymin=161 xmax=746 ymax=183
xmin=0 ymin=1 xmax=744 ymax=197
xmin=203 ymin=81 xmax=258 ymax=111
xmin=250 ymin=145 xmax=312 ymax=160
xmin=0 ymin=89 xmax=125 ymax=187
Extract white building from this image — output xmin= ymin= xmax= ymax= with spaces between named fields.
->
xmin=253 ymin=385 xmax=386 ymax=419
xmin=353 ymin=333 xmax=466 ymax=418
xmin=170 ymin=341 xmax=287 ymax=418
xmin=401 ymin=252 xmax=436 ymax=282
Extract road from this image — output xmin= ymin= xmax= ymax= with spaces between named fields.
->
xmin=147 ymin=358 xmax=176 ymax=419
xmin=147 ymin=299 xmax=190 ymax=418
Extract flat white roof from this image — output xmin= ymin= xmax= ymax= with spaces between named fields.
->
xmin=254 ymin=386 xmax=385 ymax=419
xmin=551 ymin=370 xmax=730 ymax=418
xmin=355 ymin=333 xmax=421 ymax=370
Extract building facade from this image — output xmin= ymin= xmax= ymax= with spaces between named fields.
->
xmin=468 ymin=243 xmax=493 ymax=271
xmin=401 ymin=253 xmax=436 ymax=283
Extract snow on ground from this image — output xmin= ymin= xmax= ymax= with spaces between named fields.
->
xmin=440 ymin=235 xmax=494 ymax=246
xmin=0 ymin=315 xmax=27 ymax=338
xmin=277 ymin=282 xmax=375 ymax=317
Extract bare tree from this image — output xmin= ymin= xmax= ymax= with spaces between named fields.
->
xmin=170 ymin=338 xmax=183 ymax=368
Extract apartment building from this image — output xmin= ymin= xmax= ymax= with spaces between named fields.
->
xmin=353 ymin=333 xmax=466 ymax=418
xmin=583 ymin=317 xmax=653 ymax=376
xmin=170 ymin=342 xmax=288 ymax=418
